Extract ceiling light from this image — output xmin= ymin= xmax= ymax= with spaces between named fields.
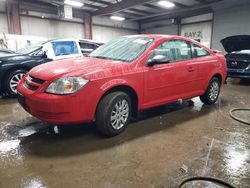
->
xmin=110 ymin=16 xmax=125 ymax=21
xmin=64 ymin=0 xmax=84 ymax=7
xmin=158 ymin=1 xmax=175 ymax=8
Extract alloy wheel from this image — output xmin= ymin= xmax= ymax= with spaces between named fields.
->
xmin=9 ymin=73 xmax=25 ymax=94
xmin=110 ymin=99 xmax=129 ymax=130
xmin=209 ymin=81 xmax=219 ymax=101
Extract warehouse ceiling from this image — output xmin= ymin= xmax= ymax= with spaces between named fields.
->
xmin=17 ymin=0 xmax=226 ymax=23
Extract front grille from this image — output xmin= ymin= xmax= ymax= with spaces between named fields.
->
xmin=26 ymin=75 xmax=45 ymax=84
xmin=23 ymin=74 xmax=45 ymax=91
xmin=227 ymin=61 xmax=249 ymax=69
xmin=24 ymin=81 xmax=38 ymax=91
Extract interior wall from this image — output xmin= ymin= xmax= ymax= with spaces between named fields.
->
xmin=142 ymin=20 xmax=178 ymax=35
xmin=0 ymin=13 xmax=8 ymax=34
xmin=143 ymin=24 xmax=178 ymax=35
xmin=212 ymin=3 xmax=250 ymax=52
xmin=92 ymin=25 xmax=137 ymax=43
xmin=20 ymin=16 xmax=138 ymax=43
xmin=20 ymin=16 xmax=85 ymax=39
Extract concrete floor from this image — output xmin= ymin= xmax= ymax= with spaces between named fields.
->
xmin=0 ymin=79 xmax=249 ymax=188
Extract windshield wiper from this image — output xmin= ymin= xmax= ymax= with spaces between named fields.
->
xmin=91 ymin=55 xmax=111 ymax=60
xmin=91 ymin=55 xmax=127 ymax=62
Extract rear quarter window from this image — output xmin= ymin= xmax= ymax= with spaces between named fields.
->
xmin=192 ymin=44 xmax=210 ymax=58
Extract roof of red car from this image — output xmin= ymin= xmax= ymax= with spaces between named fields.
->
xmin=125 ymin=34 xmax=187 ymax=40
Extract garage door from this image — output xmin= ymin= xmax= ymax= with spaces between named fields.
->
xmin=181 ymin=22 xmax=212 ymax=48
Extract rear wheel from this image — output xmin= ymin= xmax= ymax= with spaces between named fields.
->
xmin=200 ymin=77 xmax=221 ymax=105
xmin=96 ymin=92 xmax=131 ymax=137
xmin=4 ymin=70 xmax=27 ymax=96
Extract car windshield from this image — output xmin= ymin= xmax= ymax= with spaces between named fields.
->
xmin=89 ymin=36 xmax=154 ymax=62
xmin=17 ymin=41 xmax=45 ymax=54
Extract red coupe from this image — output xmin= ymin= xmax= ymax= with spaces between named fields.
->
xmin=17 ymin=35 xmax=227 ymax=136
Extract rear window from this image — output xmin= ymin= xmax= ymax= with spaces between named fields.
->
xmin=51 ymin=41 xmax=79 ymax=56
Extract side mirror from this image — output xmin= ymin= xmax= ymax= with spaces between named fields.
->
xmin=147 ymin=54 xmax=170 ymax=66
xmin=211 ymin=49 xmax=223 ymax=54
xmin=42 ymin=51 xmax=48 ymax=59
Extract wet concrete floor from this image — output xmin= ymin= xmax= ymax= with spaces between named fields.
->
xmin=0 ymin=79 xmax=249 ymax=188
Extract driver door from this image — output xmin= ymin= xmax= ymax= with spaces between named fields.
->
xmin=143 ymin=39 xmax=197 ymax=108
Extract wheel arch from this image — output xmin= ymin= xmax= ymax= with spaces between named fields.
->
xmin=1 ymin=65 xmax=30 ymax=93
xmin=96 ymin=84 xmax=139 ymax=119
xmin=212 ymin=73 xmax=222 ymax=84
xmin=1 ymin=65 xmax=30 ymax=84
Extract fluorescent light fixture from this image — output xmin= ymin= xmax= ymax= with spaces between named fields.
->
xmin=110 ymin=16 xmax=125 ymax=21
xmin=158 ymin=1 xmax=175 ymax=8
xmin=64 ymin=0 xmax=84 ymax=7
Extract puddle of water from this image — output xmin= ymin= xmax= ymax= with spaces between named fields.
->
xmin=21 ymin=177 xmax=47 ymax=188
xmin=0 ymin=139 xmax=20 ymax=154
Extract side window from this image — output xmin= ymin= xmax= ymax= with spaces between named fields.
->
xmin=192 ymin=44 xmax=210 ymax=58
xmin=173 ymin=40 xmax=192 ymax=61
xmin=79 ymin=42 xmax=98 ymax=50
xmin=153 ymin=40 xmax=192 ymax=63
xmin=154 ymin=40 xmax=176 ymax=62
xmin=79 ymin=42 xmax=98 ymax=55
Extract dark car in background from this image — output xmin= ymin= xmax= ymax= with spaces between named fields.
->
xmin=221 ymin=35 xmax=250 ymax=79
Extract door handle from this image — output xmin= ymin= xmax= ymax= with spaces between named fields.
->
xmin=187 ymin=66 xmax=195 ymax=72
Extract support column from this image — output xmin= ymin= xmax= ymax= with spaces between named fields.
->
xmin=84 ymin=13 xmax=92 ymax=39
xmin=6 ymin=1 xmax=22 ymax=35
xmin=138 ymin=22 xmax=142 ymax=34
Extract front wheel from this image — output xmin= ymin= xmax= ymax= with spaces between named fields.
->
xmin=4 ymin=70 xmax=27 ymax=96
xmin=200 ymin=77 xmax=221 ymax=105
xmin=96 ymin=92 xmax=131 ymax=137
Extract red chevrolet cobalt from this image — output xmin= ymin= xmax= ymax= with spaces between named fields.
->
xmin=17 ymin=35 xmax=227 ymax=136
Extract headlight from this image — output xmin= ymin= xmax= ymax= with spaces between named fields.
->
xmin=46 ymin=77 xmax=88 ymax=95
xmin=0 ymin=60 xmax=2 ymax=64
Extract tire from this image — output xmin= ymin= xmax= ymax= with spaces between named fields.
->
xmin=96 ymin=92 xmax=131 ymax=137
xmin=4 ymin=70 xmax=27 ymax=96
xmin=200 ymin=77 xmax=221 ymax=105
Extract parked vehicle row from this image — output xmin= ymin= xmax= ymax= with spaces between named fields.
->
xmin=17 ymin=35 xmax=227 ymax=136
xmin=0 ymin=39 xmax=102 ymax=95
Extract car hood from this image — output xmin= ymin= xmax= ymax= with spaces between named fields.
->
xmin=29 ymin=57 xmax=129 ymax=81
xmin=221 ymin=35 xmax=250 ymax=53
xmin=0 ymin=53 xmax=30 ymax=61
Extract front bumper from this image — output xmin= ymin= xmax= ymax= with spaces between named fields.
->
xmin=17 ymin=78 xmax=100 ymax=125
xmin=227 ymin=68 xmax=250 ymax=78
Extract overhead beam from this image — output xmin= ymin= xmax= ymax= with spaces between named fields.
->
xmin=141 ymin=7 xmax=212 ymax=24
xmin=194 ymin=0 xmax=209 ymax=4
xmin=20 ymin=1 xmax=58 ymax=15
xmin=92 ymin=0 xmax=154 ymax=16
xmin=134 ymin=0 xmax=224 ymax=22
xmin=129 ymin=8 xmax=153 ymax=15
xmin=87 ymin=0 xmax=111 ymax=6
xmin=119 ymin=11 xmax=145 ymax=18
